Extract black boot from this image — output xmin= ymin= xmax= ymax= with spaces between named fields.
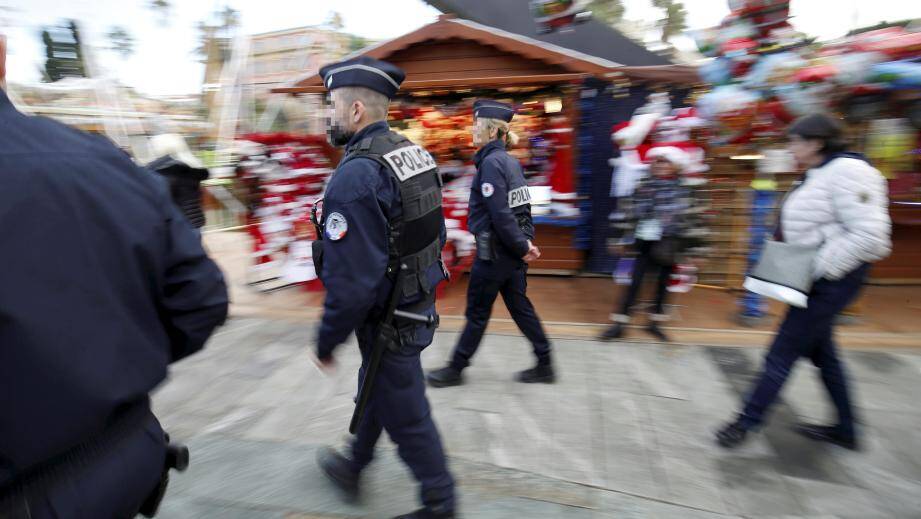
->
xmin=316 ymin=447 xmax=360 ymax=497
xmin=517 ymin=363 xmax=556 ymax=384
xmin=715 ymin=421 xmax=750 ymax=449
xmin=393 ymin=508 xmax=455 ymax=519
xmin=598 ymin=323 xmax=626 ymax=341
xmin=646 ymin=322 xmax=671 ymax=342
xmin=427 ymin=366 xmax=464 ymax=388
xmin=794 ymin=423 xmax=859 ymax=450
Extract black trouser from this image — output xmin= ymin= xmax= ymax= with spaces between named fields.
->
xmin=351 ymin=310 xmax=455 ymax=512
xmin=451 ymin=256 xmax=552 ymax=370
xmin=617 ymin=239 xmax=674 ymax=319
xmin=738 ymin=264 xmax=871 ymax=435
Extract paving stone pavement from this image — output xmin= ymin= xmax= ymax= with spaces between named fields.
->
xmin=152 ymin=317 xmax=921 ymax=518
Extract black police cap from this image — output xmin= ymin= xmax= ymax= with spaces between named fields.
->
xmin=319 ymin=57 xmax=406 ymax=99
xmin=473 ymin=99 xmax=516 ymax=122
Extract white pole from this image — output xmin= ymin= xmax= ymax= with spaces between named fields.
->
xmin=213 ymin=34 xmax=251 ymax=172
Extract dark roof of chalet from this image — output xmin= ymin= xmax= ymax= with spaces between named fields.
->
xmin=279 ymin=15 xmax=624 ymax=94
xmin=424 ymin=0 xmax=672 ymax=67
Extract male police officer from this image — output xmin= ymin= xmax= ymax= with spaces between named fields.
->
xmin=0 ymin=36 xmax=228 ymax=518
xmin=311 ymin=57 xmax=455 ymax=519
xmin=427 ymin=100 xmax=555 ymax=388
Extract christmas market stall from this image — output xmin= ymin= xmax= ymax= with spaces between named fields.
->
xmin=231 ymin=133 xmax=339 ymax=292
xmin=692 ymin=0 xmax=921 ymax=290
xmin=278 ymin=13 xmax=704 ymax=283
xmin=276 ymin=14 xmax=630 ymax=275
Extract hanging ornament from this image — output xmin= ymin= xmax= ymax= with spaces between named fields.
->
xmin=530 ymin=0 xmax=592 ymax=34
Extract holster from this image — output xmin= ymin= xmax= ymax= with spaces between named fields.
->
xmin=138 ymin=435 xmax=190 ymax=518
xmin=310 ymin=201 xmax=325 ymax=280
xmin=475 ymin=231 xmax=496 ymax=261
xmin=312 ymin=239 xmax=325 ymax=280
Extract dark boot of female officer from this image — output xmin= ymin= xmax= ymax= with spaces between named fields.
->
xmin=427 ymin=100 xmax=555 ymax=388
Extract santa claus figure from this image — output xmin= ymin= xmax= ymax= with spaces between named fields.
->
xmin=609 ymin=93 xmax=670 ymax=200
xmin=610 ymin=95 xmax=708 ymax=217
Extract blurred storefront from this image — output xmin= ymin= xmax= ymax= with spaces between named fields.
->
xmin=277 ymin=14 xmax=695 ymax=274
xmin=691 ymin=2 xmax=921 ymax=285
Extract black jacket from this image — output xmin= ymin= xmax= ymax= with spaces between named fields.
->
xmin=467 ymin=140 xmax=534 ymax=260
xmin=0 ymin=89 xmax=228 ymax=486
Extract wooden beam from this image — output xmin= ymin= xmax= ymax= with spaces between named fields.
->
xmin=274 ymin=73 xmax=587 ymax=95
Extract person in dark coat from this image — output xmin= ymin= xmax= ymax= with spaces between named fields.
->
xmin=148 ymin=159 xmax=209 ymax=228
xmin=147 ymin=137 xmax=210 ymax=229
xmin=0 ymin=48 xmax=228 ymax=518
xmin=310 ymin=57 xmax=455 ymax=519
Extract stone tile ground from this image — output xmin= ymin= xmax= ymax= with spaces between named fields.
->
xmin=153 ymin=318 xmax=921 ymax=518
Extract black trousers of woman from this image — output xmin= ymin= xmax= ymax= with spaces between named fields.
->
xmin=616 ymin=239 xmax=674 ymax=319
xmin=736 ymin=264 xmax=870 ymax=436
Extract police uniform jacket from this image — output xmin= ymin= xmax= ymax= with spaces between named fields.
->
xmin=0 ymin=89 xmax=228 ymax=487
xmin=467 ymin=139 xmax=534 ymax=261
xmin=316 ymin=121 xmax=446 ymax=360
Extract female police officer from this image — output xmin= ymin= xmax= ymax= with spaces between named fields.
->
xmin=427 ymin=100 xmax=555 ymax=388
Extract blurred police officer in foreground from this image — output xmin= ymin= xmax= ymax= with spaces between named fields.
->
xmin=0 ymin=36 xmax=229 ymax=518
xmin=427 ymin=100 xmax=555 ymax=388
xmin=310 ymin=57 xmax=455 ymax=519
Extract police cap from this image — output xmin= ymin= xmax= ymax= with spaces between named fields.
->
xmin=473 ymin=99 xmax=516 ymax=122
xmin=319 ymin=57 xmax=406 ymax=99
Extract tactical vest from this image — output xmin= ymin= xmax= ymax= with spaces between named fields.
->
xmin=320 ymin=131 xmax=444 ymax=301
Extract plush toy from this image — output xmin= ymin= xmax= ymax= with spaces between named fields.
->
xmin=609 ymin=94 xmax=672 ymax=199
xmin=611 ymin=95 xmax=710 ymax=200
xmin=530 ymin=0 xmax=592 ymax=34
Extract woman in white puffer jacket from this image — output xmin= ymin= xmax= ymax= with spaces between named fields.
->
xmin=782 ymin=144 xmax=892 ymax=281
xmin=716 ymin=113 xmax=892 ymax=450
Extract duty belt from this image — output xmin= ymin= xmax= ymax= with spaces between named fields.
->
xmin=0 ymin=401 xmax=151 ymax=514
xmin=0 ymin=400 xmax=189 ymax=518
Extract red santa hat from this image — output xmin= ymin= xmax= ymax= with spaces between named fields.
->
xmin=646 ymin=146 xmax=691 ymax=172
xmin=646 ymin=145 xmax=709 ymax=186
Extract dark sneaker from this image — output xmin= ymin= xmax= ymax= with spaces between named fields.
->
xmin=598 ymin=323 xmax=626 ymax=341
xmin=646 ymin=323 xmax=671 ymax=342
xmin=516 ymin=363 xmax=556 ymax=384
xmin=427 ymin=366 xmax=464 ymax=388
xmin=715 ymin=421 xmax=749 ymax=449
xmin=393 ymin=508 xmax=455 ymax=519
xmin=316 ymin=447 xmax=360 ymax=497
xmin=794 ymin=423 xmax=859 ymax=450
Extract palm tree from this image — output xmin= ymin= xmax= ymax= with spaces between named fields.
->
xmin=219 ymin=6 xmax=241 ymax=35
xmin=149 ymin=0 xmax=171 ymax=26
xmin=193 ymin=6 xmax=241 ymax=62
xmin=107 ymin=26 xmax=135 ymax=59
xmin=326 ymin=11 xmax=345 ymax=31
xmin=588 ymin=0 xmax=625 ymax=27
xmin=651 ymin=0 xmax=688 ymax=44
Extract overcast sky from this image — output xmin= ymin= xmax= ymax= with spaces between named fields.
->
xmin=1 ymin=0 xmax=917 ymax=96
